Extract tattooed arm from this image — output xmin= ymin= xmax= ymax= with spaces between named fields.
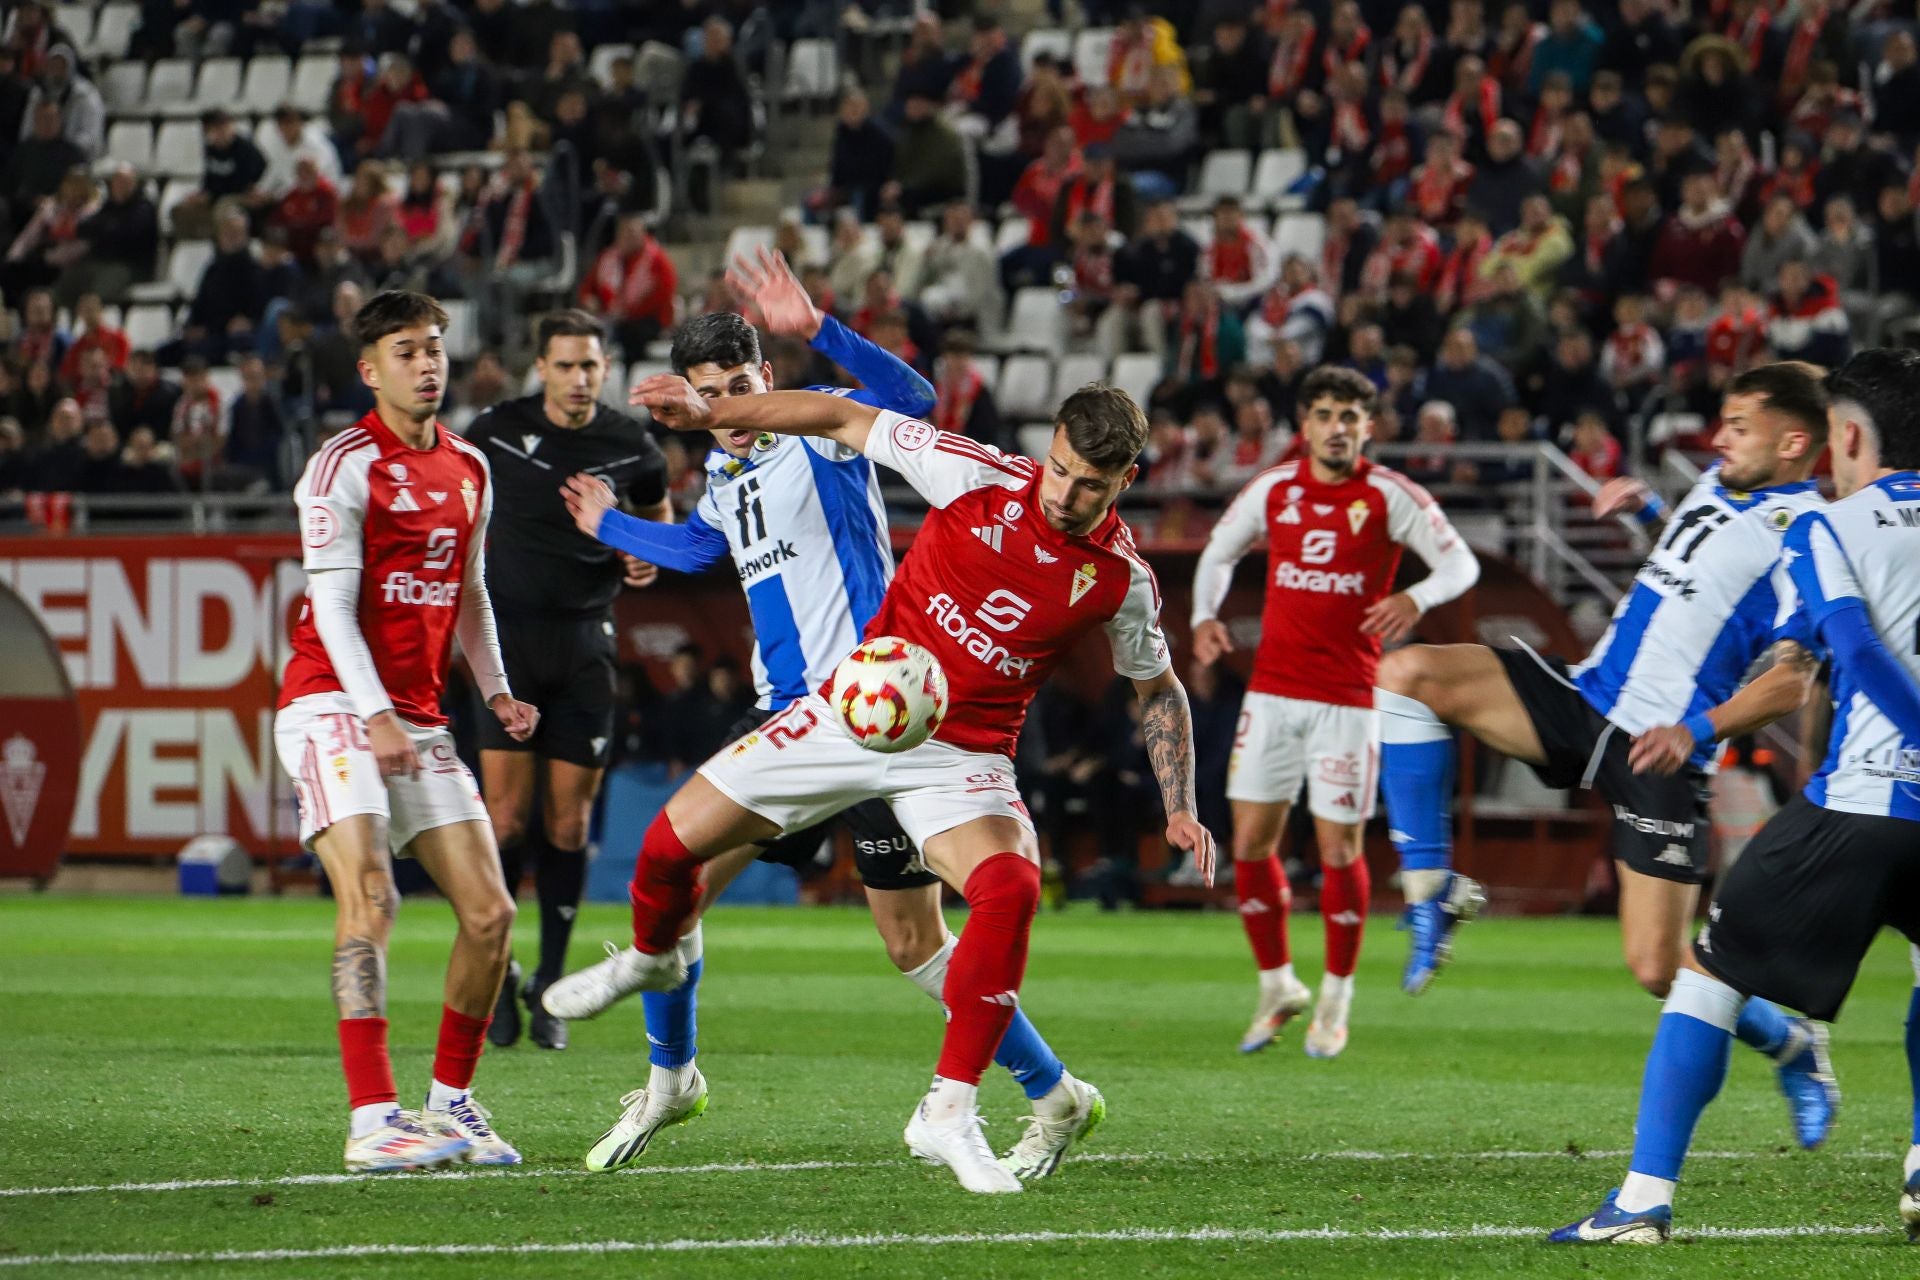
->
xmin=1133 ymin=667 xmax=1218 ymax=887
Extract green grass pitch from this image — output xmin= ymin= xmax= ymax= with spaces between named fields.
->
xmin=2 ymin=895 xmax=1917 ymax=1278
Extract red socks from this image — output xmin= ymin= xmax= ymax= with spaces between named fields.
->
xmin=1320 ymin=858 xmax=1371 ymax=978
xmin=630 ymin=810 xmax=705 ymax=954
xmin=432 ymin=1004 xmax=490 ymax=1091
xmin=935 ymin=853 xmax=1041 ymax=1085
xmin=1235 ymin=854 xmax=1292 ymax=971
xmin=338 ymin=1017 xmax=397 ymax=1110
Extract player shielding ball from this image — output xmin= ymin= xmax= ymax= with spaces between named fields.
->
xmin=274 ymin=291 xmax=539 ymax=1171
xmin=1554 ymin=348 xmax=1920 ymax=1244
xmin=1192 ymin=366 xmax=1479 ymax=1057
xmin=547 ymin=380 xmax=1217 ymax=1194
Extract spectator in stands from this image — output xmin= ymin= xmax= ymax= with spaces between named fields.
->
xmin=346 ymin=0 xmax=415 ymax=58
xmin=29 ymin=395 xmax=84 ymax=489
xmin=1466 ymin=118 xmax=1539 ymax=235
xmin=0 ymin=417 xmax=28 ymax=496
xmin=1194 ymin=15 xmax=1266 ymax=150
xmin=1062 ymin=209 xmax=1117 ymax=343
xmin=1652 ymin=170 xmax=1745 ymax=297
xmin=1600 ymin=0 xmax=1679 ymax=89
xmin=58 ymin=295 xmax=128 ymax=385
xmin=1872 ymin=181 xmax=1920 ymax=310
xmin=1004 ymin=123 xmax=1080 ymax=284
xmin=3 ymin=164 xmax=95 ymax=303
xmin=886 ymin=93 xmax=967 ymax=216
xmin=1813 ymin=195 xmax=1878 ymax=341
xmin=1678 ymin=36 xmax=1755 ymax=143
xmin=71 ymin=344 xmax=119 ymax=425
xmin=166 ymin=208 xmax=266 ymax=366
xmin=259 ymin=109 xmax=342 ymax=207
xmin=947 ymin=16 xmax=1020 ymax=130
xmin=931 ymin=329 xmax=1005 ymax=451
xmin=912 ymin=202 xmax=1000 ymax=337
xmin=357 ymin=52 xmax=429 ymax=160
xmin=1567 ymin=408 xmax=1620 ymax=481
xmin=886 ymin=12 xmax=955 ymax=130
xmin=1319 ymin=197 xmax=1380 ymax=300
xmin=1818 ymin=110 xmax=1900 ymax=214
xmin=222 ymin=354 xmax=283 ymax=490
xmin=681 ymin=17 xmax=755 ymax=164
xmin=3 ymin=2 xmax=79 ymax=78
xmin=1739 ymin=192 xmax=1819 ymax=293
xmin=1053 ymin=142 xmax=1136 ymax=245
xmin=1203 ymin=196 xmax=1277 ymax=315
xmin=822 ymin=87 xmax=893 ymax=223
xmin=116 ymin=425 xmax=181 ymax=494
xmin=1364 ymin=89 xmax=1425 ymax=214
xmin=1247 ymin=254 xmax=1335 ymax=366
xmin=19 ymin=44 xmax=101 ymax=161
xmin=1600 ymin=292 xmax=1664 ymax=412
xmin=271 ymin=156 xmax=341 ymax=269
xmin=334 ymin=160 xmax=399 ymax=267
xmin=579 ymin=212 xmax=678 ymax=358
xmin=1704 ymin=280 xmax=1769 ymax=387
xmin=526 ymin=30 xmax=588 ymax=124
xmin=1382 ymin=269 xmax=1444 ymax=362
xmin=1442 ymin=54 xmax=1503 ymax=165
xmin=464 ymin=149 xmax=556 ymax=348
xmin=426 ymin=29 xmax=502 ymax=154
xmin=11 ymin=288 xmax=66 ymax=369
xmin=1766 ymin=258 xmax=1851 ymax=367
xmin=171 ymin=111 xmax=268 ymax=241
xmin=1873 ymin=31 xmax=1920 ymax=148
xmin=6 ymin=358 xmax=58 ymax=436
xmin=1402 ymin=399 xmax=1462 ymax=487
xmin=1106 ymin=198 xmax=1197 ymax=359
xmin=1381 ymin=5 xmax=1448 ymax=105
xmin=1528 ymin=0 xmax=1604 ymax=96
xmin=1532 ymin=327 xmax=1615 ymax=434
xmin=1482 ymin=193 xmax=1572 ymax=298
xmin=1425 ymin=325 xmax=1516 ymax=438
xmin=109 ymin=349 xmax=180 ymax=441
xmin=1071 ymin=84 xmax=1128 ymax=151
xmin=1109 ymin=65 xmax=1197 ymax=200
xmin=73 ymin=418 xmax=125 ymax=494
xmin=1108 ymin=6 xmax=1190 ymax=108
xmin=58 ymin=164 xmax=152 ymax=307
xmin=4 ymin=101 xmax=82 ymax=216
xmin=1168 ymin=281 xmax=1243 ymax=390
xmin=1460 ymin=262 xmax=1548 ymax=370
xmin=368 ymin=224 xmax=428 ymax=294
xmin=1012 ymin=52 xmax=1072 ymax=159
xmin=327 ymin=46 xmax=377 ymax=159
xmin=458 ymin=349 xmax=511 ymax=416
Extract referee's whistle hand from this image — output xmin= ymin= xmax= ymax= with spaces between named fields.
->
xmin=489 ymin=695 xmax=540 ymax=743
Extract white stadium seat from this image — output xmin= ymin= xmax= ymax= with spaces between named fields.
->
xmin=289 ymin=55 xmax=335 ymax=114
xmin=1181 ymin=216 xmax=1214 ymax=248
xmin=1109 ymin=353 xmax=1161 ymax=408
xmin=722 ymin=224 xmax=775 ymax=266
xmin=153 ymin=120 xmax=204 ymax=177
xmin=1072 ymin=28 xmax=1114 ymax=87
xmin=1193 ymin=150 xmax=1253 ymax=202
xmin=91 ymin=3 xmax=139 ymax=59
xmin=993 ymin=216 xmax=1031 ymax=254
xmin=1020 ymin=29 xmax=1072 ymax=70
xmin=1002 ymin=286 xmax=1063 ymax=356
xmin=970 ymin=353 xmax=1001 ymax=392
xmin=123 ymin=304 xmax=175 ymax=352
xmin=782 ymin=39 xmax=838 ymax=100
xmin=1252 ymin=148 xmax=1310 ymax=209
xmin=240 ymin=56 xmax=293 ymax=113
xmin=182 ymin=58 xmax=243 ymax=117
xmin=145 ymin=59 xmax=196 ymax=114
xmin=996 ymin=354 xmax=1054 ymax=421
xmin=1052 ymin=353 xmax=1107 ymax=403
xmin=55 ymin=5 xmax=95 ymax=52
xmin=589 ymin=42 xmax=634 ymax=86
xmin=1272 ymin=212 xmax=1327 ymax=264
xmin=100 ymin=62 xmax=148 ymax=115
xmin=207 ymin=365 xmax=243 ymax=401
xmin=105 ymin=119 xmax=153 ymax=170
xmin=157 ymin=178 xmax=196 ymax=224
xmin=903 ymin=220 xmax=936 ymax=254
xmin=1016 ymin=423 xmax=1057 ymax=458
xmin=440 ymin=299 xmax=480 ymax=360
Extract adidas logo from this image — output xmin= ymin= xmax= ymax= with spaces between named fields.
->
xmin=390 ymin=489 xmax=421 ymax=512
xmin=1239 ymin=900 xmax=1270 ymax=915
xmin=1033 ymin=545 xmax=1058 ymax=563
xmin=981 ymin=991 xmax=1020 ymax=1006
xmin=971 ymin=524 xmax=1004 ymax=551
xmin=590 ymin=736 xmax=607 ymax=756
xmin=1328 ymin=910 xmax=1364 ymax=926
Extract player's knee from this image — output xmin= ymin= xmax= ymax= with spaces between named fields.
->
xmin=966 ymin=852 xmax=1042 ymax=921
xmin=1628 ymin=953 xmax=1677 ymax=998
xmin=880 ymin=925 xmax=939 ymax=973
xmin=543 ymin=810 xmax=590 ymax=853
xmin=462 ymin=894 xmax=517 ymax=951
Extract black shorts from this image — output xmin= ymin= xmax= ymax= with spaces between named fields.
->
xmin=1494 ymin=646 xmax=1713 ymax=885
xmin=477 ymin=612 xmax=617 ymax=768
xmin=1694 ymin=795 xmax=1920 ymax=1021
xmin=719 ymin=707 xmax=940 ymax=892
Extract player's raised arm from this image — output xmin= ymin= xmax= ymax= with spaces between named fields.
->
xmin=634 ymin=377 xmax=881 ymax=453
xmin=561 ymin=470 xmax=732 ymax=574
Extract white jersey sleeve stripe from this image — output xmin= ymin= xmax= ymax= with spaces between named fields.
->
xmin=864 ymin=410 xmax=1028 ymax=508
xmin=1191 ymin=467 xmax=1288 ymax=626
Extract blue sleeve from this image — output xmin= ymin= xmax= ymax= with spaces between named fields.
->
xmin=809 ymin=313 xmax=936 ymax=417
xmin=594 ymin=507 xmax=731 ymax=574
xmin=1817 ymin=599 xmax=1920 ymax=743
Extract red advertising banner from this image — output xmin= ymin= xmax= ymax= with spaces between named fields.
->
xmin=0 ymin=535 xmax=307 ymax=859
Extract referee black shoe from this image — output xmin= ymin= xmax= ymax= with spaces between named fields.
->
xmin=488 ymin=960 xmax=523 ymax=1048
xmin=525 ymin=978 xmax=569 ymax=1051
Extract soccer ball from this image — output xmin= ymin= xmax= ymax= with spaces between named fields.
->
xmin=832 ymin=637 xmax=949 ymax=753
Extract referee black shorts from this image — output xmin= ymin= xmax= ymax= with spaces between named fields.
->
xmin=477 ymin=612 xmax=617 ymax=769
xmin=1493 ymin=645 xmax=1714 ymax=885
xmin=1694 ymin=795 xmax=1920 ymax=1022
xmin=716 ymin=706 xmax=941 ymax=892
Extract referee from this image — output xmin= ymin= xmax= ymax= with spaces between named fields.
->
xmin=465 ymin=310 xmax=671 ymax=1049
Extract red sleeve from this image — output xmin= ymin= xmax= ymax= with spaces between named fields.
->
xmin=644 ymin=245 xmax=678 ymax=327
xmin=57 ymin=341 xmax=82 ymax=386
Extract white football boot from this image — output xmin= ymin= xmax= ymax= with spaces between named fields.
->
xmin=542 ymin=940 xmax=688 ymax=1020
xmin=1000 ymin=1073 xmax=1107 ymax=1180
xmin=1304 ymin=993 xmax=1352 ymax=1059
xmin=1240 ymin=969 xmax=1314 ymax=1053
xmin=905 ymin=1097 xmax=1023 ymax=1194
xmin=584 ymin=1069 xmax=710 ymax=1171
xmin=343 ymin=1110 xmax=470 ymax=1173
xmin=424 ymin=1092 xmax=522 ymax=1166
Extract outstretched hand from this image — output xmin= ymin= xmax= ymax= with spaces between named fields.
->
xmin=630 ymin=375 xmax=713 ymax=431
xmin=728 ymin=246 xmax=823 ymax=339
xmin=1165 ymin=811 xmax=1218 ymax=887
xmin=1592 ymin=476 xmax=1653 ymax=520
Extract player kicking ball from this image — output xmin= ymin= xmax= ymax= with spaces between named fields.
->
xmin=547 ymin=380 xmax=1217 ymax=1193
xmin=1192 ymin=367 xmax=1479 ymax=1057
xmin=1555 ymin=349 xmax=1920 ymax=1243
xmin=1375 ymin=362 xmax=1839 ymax=1147
xmin=275 ymin=290 xmax=539 ymax=1172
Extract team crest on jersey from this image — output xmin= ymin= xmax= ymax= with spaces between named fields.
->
xmin=304 ymin=506 xmax=336 ymax=548
xmin=1070 ymin=562 xmax=1097 ymax=606
xmin=1347 ymin=499 xmax=1370 ymax=534
xmin=331 ymin=753 xmax=351 ymax=784
xmin=752 ymin=433 xmax=779 ymax=453
xmin=730 ymin=733 xmax=761 ymax=758
xmin=388 ymin=463 xmax=409 ymax=483
xmin=460 ymin=477 xmax=478 ymax=519
xmin=1768 ymin=508 xmax=1793 ymax=531
xmin=1001 ymin=500 xmax=1023 ymax=525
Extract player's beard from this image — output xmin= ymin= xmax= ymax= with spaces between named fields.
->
xmin=1315 ymin=446 xmax=1356 ymax=476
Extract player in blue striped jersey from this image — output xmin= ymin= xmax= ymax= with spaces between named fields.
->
xmin=551 ymin=251 xmax=1101 ymax=1179
xmin=1374 ymin=363 xmax=1839 ymax=1144
xmin=1554 ymin=348 xmax=1920 ymax=1244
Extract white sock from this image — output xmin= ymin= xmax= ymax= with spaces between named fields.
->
xmin=650 ymin=1061 xmax=698 ymax=1094
xmin=1032 ymin=1072 xmax=1079 ymax=1119
xmin=1259 ymin=962 xmax=1298 ymax=990
xmin=1402 ymin=868 xmax=1450 ymax=904
xmin=1320 ymin=972 xmax=1354 ymax=1005
xmin=426 ymin=1079 xmax=467 ymax=1112
xmin=676 ymin=923 xmax=704 ymax=968
xmin=919 ymin=1075 xmax=978 ymax=1125
xmin=350 ymin=1102 xmax=399 ymax=1139
xmin=1615 ymin=1172 xmax=1676 ymax=1213
xmin=1906 ymin=1144 xmax=1920 ymax=1180
xmin=903 ymin=933 xmax=958 ymax=1003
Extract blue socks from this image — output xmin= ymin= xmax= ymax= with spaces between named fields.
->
xmin=1628 ymin=969 xmax=1742 ymax=1183
xmin=1732 ymin=997 xmax=1796 ymax=1058
xmin=640 ymin=927 xmax=704 ymax=1071
xmin=1376 ymin=689 xmax=1455 ymax=877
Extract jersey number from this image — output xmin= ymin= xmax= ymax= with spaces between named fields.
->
xmin=423 ymin=528 xmax=458 ymax=570
xmin=733 ymin=477 xmax=767 ymax=547
xmin=1658 ymin=505 xmax=1732 ymax=564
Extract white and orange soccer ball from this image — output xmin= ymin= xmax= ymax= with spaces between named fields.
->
xmin=832 ymin=637 xmax=949 ymax=753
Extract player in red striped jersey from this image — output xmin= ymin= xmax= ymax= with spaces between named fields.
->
xmin=275 ymin=291 xmax=540 ymax=1172
xmin=1192 ymin=366 xmax=1480 ymax=1058
xmin=546 ymin=380 xmax=1218 ymax=1194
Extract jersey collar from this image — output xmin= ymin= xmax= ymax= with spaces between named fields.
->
xmin=1871 ymin=471 xmax=1920 ymax=499
xmin=1709 ymin=466 xmax=1820 ymax=511
xmin=703 ymin=434 xmax=781 ymax=480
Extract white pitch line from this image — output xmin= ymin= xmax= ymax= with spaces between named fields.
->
xmin=0 ymin=1223 xmax=1893 ymax=1268
xmin=0 ymin=1147 xmax=1891 ymax=1200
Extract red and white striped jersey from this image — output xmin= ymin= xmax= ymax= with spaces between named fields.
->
xmin=1192 ymin=457 xmax=1478 ymax=708
xmin=279 ymin=410 xmax=492 ymax=727
xmin=833 ymin=412 xmax=1170 ymax=757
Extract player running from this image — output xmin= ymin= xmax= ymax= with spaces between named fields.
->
xmin=1376 ymin=361 xmax=1839 ymax=1146
xmin=1552 ymin=348 xmax=1920 ymax=1244
xmin=546 ymin=378 xmax=1216 ymax=1194
xmin=274 ymin=290 xmax=538 ymax=1172
xmin=550 ymin=253 xmax=1102 ymax=1180
xmin=464 ymin=310 xmax=673 ymax=1053
xmin=1191 ymin=366 xmax=1479 ymax=1058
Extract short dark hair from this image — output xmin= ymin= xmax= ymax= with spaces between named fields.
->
xmin=351 ymin=289 xmax=448 ymax=349
xmin=1056 ymin=383 xmax=1148 ymax=472
xmin=670 ymin=312 xmax=764 ymax=375
xmin=536 ymin=308 xmax=606 ymax=356
xmin=1728 ymin=360 xmax=1830 ymax=449
xmin=1297 ymin=365 xmax=1379 ymax=415
xmin=1827 ymin=348 xmax=1920 ymax=469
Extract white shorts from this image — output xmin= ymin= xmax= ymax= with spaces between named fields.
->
xmin=274 ymin=692 xmax=489 ymax=856
xmin=1226 ymin=691 xmax=1380 ymax=823
xmin=698 ymin=693 xmax=1033 ymax=852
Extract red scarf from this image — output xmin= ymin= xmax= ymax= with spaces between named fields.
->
xmin=495 ymin=179 xmax=534 ymax=270
xmin=1372 ymin=119 xmax=1413 ymax=182
xmin=1706 ymin=304 xmax=1767 ymax=369
xmin=1178 ymin=297 xmax=1221 ymax=380
xmin=1209 ymin=226 xmax=1255 ymax=283
xmin=1323 ymin=25 xmax=1371 ymax=79
xmin=1436 ymin=232 xmax=1490 ymax=309
xmin=1490 ymin=22 xmax=1539 ymax=91
xmin=1268 ymin=19 xmax=1316 ymax=97
xmin=1760 ymin=162 xmax=1819 ymax=209
xmin=1527 ymin=106 xmax=1562 ymax=159
xmin=1789 ymin=86 xmax=1862 ymax=143
xmin=1717 ymin=150 xmax=1756 ymax=209
xmin=1363 ymin=225 xmax=1441 ymax=293
xmin=1073 ymin=245 xmax=1114 ymax=298
xmin=1779 ymin=3 xmax=1828 ymax=104
xmin=1584 ymin=217 xmax=1619 ymax=273
xmin=1331 ymin=97 xmax=1371 ymax=156
xmin=1110 ymin=30 xmax=1156 ymax=98
xmin=1321 ymin=227 xmax=1350 ymax=299
xmin=934 ymin=367 xmax=983 ymax=435
xmin=1380 ymin=30 xmax=1433 ymax=92
xmin=1410 ymin=159 xmax=1471 ymax=224
xmin=1726 ymin=4 xmax=1771 ymax=68
xmin=1061 ymin=173 xmax=1115 ymax=229
xmin=1550 ymin=145 xmax=1586 ymax=193
xmin=1443 ymin=78 xmax=1501 ymax=142
xmin=1607 ymin=323 xmax=1659 ymax=379
xmin=950 ymin=32 xmax=1005 ymax=106
xmin=618 ymin=240 xmax=670 ymax=317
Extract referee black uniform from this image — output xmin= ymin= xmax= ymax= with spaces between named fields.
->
xmin=466 ymin=388 xmax=668 ymax=1043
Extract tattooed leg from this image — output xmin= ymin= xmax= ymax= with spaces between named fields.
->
xmin=313 ymin=815 xmax=399 ymax=1020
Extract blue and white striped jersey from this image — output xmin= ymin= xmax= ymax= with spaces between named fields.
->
xmin=591 ymin=316 xmax=933 ymax=710
xmin=1570 ymin=470 xmax=1825 ymax=756
xmin=1778 ymin=474 xmax=1920 ymax=819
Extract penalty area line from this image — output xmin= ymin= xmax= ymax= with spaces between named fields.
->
xmin=0 ymin=1223 xmax=1894 ymax=1267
